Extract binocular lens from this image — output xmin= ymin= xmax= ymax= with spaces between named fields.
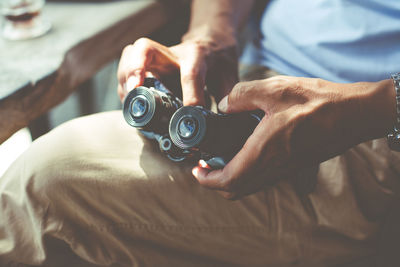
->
xmin=178 ymin=116 xmax=198 ymax=139
xmin=169 ymin=106 xmax=206 ymax=149
xmin=131 ymin=96 xmax=149 ymax=118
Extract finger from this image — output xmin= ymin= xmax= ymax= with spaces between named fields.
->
xmin=118 ymin=77 xmax=143 ymax=102
xmin=117 ymin=84 xmax=125 ymax=102
xmin=222 ymin=119 xmax=269 ymax=178
xmin=117 ymin=38 xmax=179 ymax=93
xmin=179 ymin=45 xmax=207 ymax=106
xmin=192 ymin=166 xmax=227 ymax=190
xmin=193 ymin=165 xmax=251 ymax=200
xmin=205 ymin=47 xmax=239 ymax=102
xmin=217 ymin=81 xmax=261 ymax=113
xmin=192 ymin=166 xmax=238 ymax=199
xmin=194 ymin=118 xmax=269 ymax=191
xmin=193 ymin=165 xmax=265 ymax=200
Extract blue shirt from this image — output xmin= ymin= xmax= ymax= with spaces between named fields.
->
xmin=241 ymin=0 xmax=400 ymax=83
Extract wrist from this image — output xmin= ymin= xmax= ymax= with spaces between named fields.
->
xmin=352 ymin=79 xmax=396 ymax=141
xmin=182 ymin=24 xmax=237 ymax=49
xmin=314 ymin=79 xmax=396 ymax=149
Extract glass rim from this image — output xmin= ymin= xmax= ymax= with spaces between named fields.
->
xmin=0 ymin=0 xmax=45 ymax=16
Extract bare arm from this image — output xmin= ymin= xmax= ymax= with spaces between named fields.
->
xmin=117 ymin=0 xmax=255 ymax=105
xmin=184 ymin=0 xmax=255 ymax=42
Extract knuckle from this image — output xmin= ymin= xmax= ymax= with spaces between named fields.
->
xmin=117 ymin=71 xmax=127 ymax=85
xmin=181 ymin=67 xmax=202 ymax=83
xmin=133 ymin=37 xmax=153 ymax=48
xmin=313 ymin=78 xmax=325 ymax=88
xmin=268 ymin=77 xmax=291 ymax=98
xmin=220 ymin=179 xmax=234 ymax=192
xmin=268 ymin=77 xmax=285 ymax=89
xmin=188 ymin=41 xmax=208 ymax=54
xmin=270 ymin=80 xmax=283 ymax=91
xmin=131 ymin=38 xmax=156 ymax=58
xmin=230 ymin=83 xmax=247 ymax=102
xmin=121 ymin=44 xmax=133 ymax=55
xmin=185 ymin=66 xmax=200 ymax=78
xmin=181 ymin=74 xmax=194 ymax=86
xmin=183 ymin=97 xmax=200 ymax=106
xmin=269 ymin=75 xmax=288 ymax=86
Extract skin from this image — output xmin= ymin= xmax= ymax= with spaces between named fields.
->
xmin=117 ymin=0 xmax=398 ymax=200
xmin=192 ymin=77 xmax=397 ymax=199
xmin=117 ymin=0 xmax=255 ymax=105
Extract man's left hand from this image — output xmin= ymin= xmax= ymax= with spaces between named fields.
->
xmin=192 ymin=76 xmax=396 ymax=199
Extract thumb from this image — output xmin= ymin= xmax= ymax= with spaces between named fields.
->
xmin=218 ymin=82 xmax=260 ymax=113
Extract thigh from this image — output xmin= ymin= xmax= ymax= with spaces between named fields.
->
xmin=1 ymin=112 xmax=396 ymax=267
xmin=0 ymin=111 xmax=365 ymax=267
xmin=312 ymin=139 xmax=400 ymax=267
xmin=0 ymin=111 xmax=312 ymax=266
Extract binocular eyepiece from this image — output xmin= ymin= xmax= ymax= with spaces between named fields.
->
xmin=123 ymin=78 xmax=186 ymax=162
xmin=123 ymin=78 xmax=182 ymax=133
xmin=123 ymin=78 xmax=263 ymax=169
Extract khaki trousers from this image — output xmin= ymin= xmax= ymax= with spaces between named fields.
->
xmin=1 ymin=68 xmax=400 ymax=266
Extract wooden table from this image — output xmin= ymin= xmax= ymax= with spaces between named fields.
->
xmin=0 ymin=0 xmax=187 ymax=144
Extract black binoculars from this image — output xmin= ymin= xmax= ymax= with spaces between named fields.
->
xmin=123 ymin=78 xmax=263 ymax=169
xmin=123 ymin=77 xmax=187 ymax=161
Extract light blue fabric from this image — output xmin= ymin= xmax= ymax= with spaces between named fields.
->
xmin=241 ymin=0 xmax=400 ymax=83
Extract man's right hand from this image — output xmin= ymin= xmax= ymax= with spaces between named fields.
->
xmin=117 ymin=34 xmax=238 ymax=106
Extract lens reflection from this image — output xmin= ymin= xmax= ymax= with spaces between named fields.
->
xmin=178 ymin=117 xmax=197 ymax=139
xmin=131 ymin=96 xmax=148 ymax=118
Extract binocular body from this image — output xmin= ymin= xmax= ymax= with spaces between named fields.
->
xmin=123 ymin=78 xmax=187 ymax=161
xmin=123 ymin=78 xmax=262 ymax=169
xmin=169 ymin=106 xmax=262 ymax=168
xmin=123 ymin=78 xmax=182 ymax=134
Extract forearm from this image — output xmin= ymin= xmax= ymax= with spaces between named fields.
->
xmin=302 ymin=78 xmax=397 ymax=160
xmin=182 ymin=0 xmax=255 ymax=44
xmin=117 ymin=1 xmax=253 ymax=104
xmin=295 ymin=79 xmax=397 ymax=157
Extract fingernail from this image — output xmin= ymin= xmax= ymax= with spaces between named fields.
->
xmin=199 ymin=159 xmax=209 ymax=169
xmin=192 ymin=167 xmax=199 ymax=177
xmin=125 ymin=76 xmax=140 ymax=92
xmin=218 ymin=96 xmax=228 ymax=112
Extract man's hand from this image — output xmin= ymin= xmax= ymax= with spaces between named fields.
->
xmin=192 ymin=76 xmax=396 ymax=199
xmin=117 ymin=0 xmax=256 ymax=106
xmin=117 ymin=35 xmax=238 ymax=106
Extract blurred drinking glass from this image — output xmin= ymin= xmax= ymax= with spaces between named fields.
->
xmin=1 ymin=0 xmax=51 ymax=40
